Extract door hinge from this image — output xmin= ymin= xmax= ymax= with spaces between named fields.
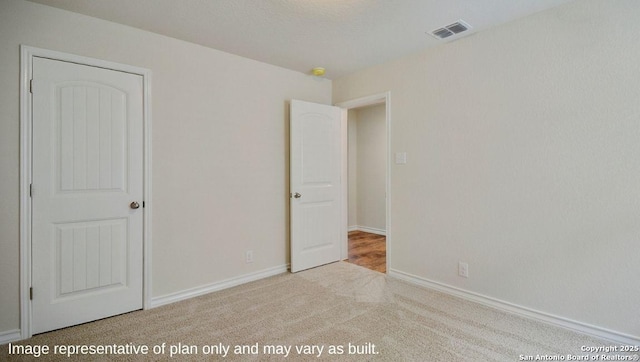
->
xmin=142 ymin=201 xmax=145 ymax=208
xmin=30 ymin=287 xmax=33 ymax=300
xmin=29 ymin=183 xmax=32 ymax=197
xmin=29 ymin=79 xmax=33 ymax=94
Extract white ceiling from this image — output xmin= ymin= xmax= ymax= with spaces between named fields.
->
xmin=26 ymin=0 xmax=574 ymax=79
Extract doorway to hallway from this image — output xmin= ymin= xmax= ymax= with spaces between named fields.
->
xmin=337 ymin=92 xmax=391 ymax=274
xmin=342 ymin=99 xmax=389 ymax=274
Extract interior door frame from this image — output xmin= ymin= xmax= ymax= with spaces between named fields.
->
xmin=19 ymin=45 xmax=153 ymax=339
xmin=335 ymin=92 xmax=391 ymax=273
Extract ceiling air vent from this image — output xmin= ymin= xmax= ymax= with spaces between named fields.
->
xmin=430 ymin=20 xmax=472 ymax=40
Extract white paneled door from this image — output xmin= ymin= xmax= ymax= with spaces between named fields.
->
xmin=31 ymin=57 xmax=144 ymax=334
xmin=290 ymin=100 xmax=342 ymax=272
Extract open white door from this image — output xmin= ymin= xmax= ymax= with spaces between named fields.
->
xmin=31 ymin=57 xmax=144 ymax=334
xmin=290 ymin=100 xmax=342 ymax=272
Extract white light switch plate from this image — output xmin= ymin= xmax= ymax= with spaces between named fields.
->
xmin=395 ymin=152 xmax=407 ymax=164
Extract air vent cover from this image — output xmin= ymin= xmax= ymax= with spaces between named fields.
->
xmin=430 ymin=20 xmax=472 ymax=40
xmin=432 ymin=28 xmax=454 ymax=39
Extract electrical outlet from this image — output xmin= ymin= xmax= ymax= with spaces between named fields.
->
xmin=246 ymin=250 xmax=253 ymax=263
xmin=458 ymin=261 xmax=469 ymax=278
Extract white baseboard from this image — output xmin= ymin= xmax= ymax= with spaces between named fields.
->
xmin=150 ymin=264 xmax=288 ymax=308
xmin=388 ymin=269 xmax=640 ymax=345
xmin=0 ymin=329 xmax=22 ymax=345
xmin=349 ymin=225 xmax=386 ymax=236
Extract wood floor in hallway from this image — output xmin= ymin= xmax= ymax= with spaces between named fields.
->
xmin=347 ymin=230 xmax=386 ymax=273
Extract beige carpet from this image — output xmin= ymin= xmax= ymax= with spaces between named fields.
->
xmin=1 ymin=262 xmax=631 ymax=361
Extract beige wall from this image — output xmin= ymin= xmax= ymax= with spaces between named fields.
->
xmin=347 ymin=109 xmax=358 ymax=227
xmin=348 ymin=105 xmax=386 ymax=232
xmin=0 ymin=0 xmax=331 ymax=335
xmin=334 ymin=0 xmax=640 ymax=338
